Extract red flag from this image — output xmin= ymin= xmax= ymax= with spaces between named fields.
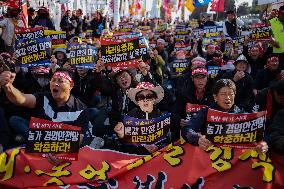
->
xmin=178 ymin=0 xmax=182 ymax=10
xmin=20 ymin=0 xmax=28 ymax=28
xmin=211 ymin=0 xmax=224 ymax=12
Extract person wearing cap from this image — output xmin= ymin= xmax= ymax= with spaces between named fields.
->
xmin=34 ymin=7 xmax=55 ymax=30
xmin=269 ymin=5 xmax=284 ymax=69
xmin=181 ymin=79 xmax=268 ymax=153
xmin=50 ymin=48 xmax=68 ymax=70
xmin=114 ymin=82 xmax=171 ymax=155
xmin=254 ymin=54 xmax=282 ymax=92
xmin=0 ymin=68 xmax=89 ymax=164
xmin=157 ymin=38 xmax=169 ymax=66
xmin=173 ymin=67 xmax=213 ymax=128
xmin=220 ymin=56 xmax=255 ymax=111
xmin=223 ymin=10 xmax=244 ymax=38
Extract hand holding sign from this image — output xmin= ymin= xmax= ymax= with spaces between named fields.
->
xmin=255 ymin=141 xmax=268 ymax=154
xmin=198 ymin=135 xmax=212 ymax=151
xmin=114 ymin=122 xmax=125 ymax=138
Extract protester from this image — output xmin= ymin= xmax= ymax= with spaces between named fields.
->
xmin=34 ymin=7 xmax=55 ymax=30
xmin=0 ymin=69 xmax=89 ymax=145
xmin=223 ymin=10 xmax=244 ymax=38
xmin=173 ymin=68 xmax=213 ymax=128
xmin=181 ymin=79 xmax=268 ymax=154
xmin=114 ymin=82 xmax=171 ymax=155
xmin=269 ymin=108 xmax=284 ymax=155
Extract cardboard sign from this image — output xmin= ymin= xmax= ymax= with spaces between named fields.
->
xmin=26 ymin=117 xmax=81 ymax=161
xmin=44 ymin=30 xmax=67 ymax=49
xmin=15 ymin=38 xmax=52 ymax=67
xmin=123 ymin=113 xmax=171 ymax=145
xmin=208 ymin=66 xmax=220 ymax=79
xmin=67 ymin=44 xmax=96 ymax=68
xmin=186 ymin=103 xmax=207 ymax=121
xmin=101 ymin=37 xmax=147 ymax=68
xmin=172 ymin=58 xmax=190 ymax=74
xmin=206 ymin=109 xmax=266 ymax=148
xmin=250 ymin=24 xmax=272 ymax=41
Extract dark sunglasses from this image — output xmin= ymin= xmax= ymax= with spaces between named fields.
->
xmin=135 ymin=93 xmax=156 ymax=101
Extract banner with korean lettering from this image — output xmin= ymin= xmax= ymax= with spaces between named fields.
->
xmin=101 ymin=37 xmax=147 ymax=68
xmin=208 ymin=66 xmax=220 ymax=79
xmin=206 ymin=109 xmax=266 ymax=148
xmin=118 ymin=23 xmax=134 ymax=33
xmin=15 ymin=27 xmax=45 ymax=41
xmin=171 ymin=58 xmax=190 ymax=75
xmin=175 ymin=25 xmax=189 ymax=41
xmin=174 ymin=43 xmax=192 ymax=52
xmin=15 ymin=38 xmax=52 ymax=67
xmin=26 ymin=117 xmax=81 ymax=161
xmin=44 ymin=30 xmax=67 ymax=49
xmin=251 ymin=24 xmax=272 ymax=41
xmin=0 ymin=140 xmax=283 ymax=188
xmin=186 ymin=103 xmax=207 ymax=121
xmin=67 ymin=44 xmax=96 ymax=68
xmin=123 ymin=113 xmax=171 ymax=145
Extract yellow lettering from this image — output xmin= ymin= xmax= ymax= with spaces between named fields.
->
xmin=0 ymin=148 xmax=20 ymax=181
xmin=79 ymin=161 xmax=110 ymax=181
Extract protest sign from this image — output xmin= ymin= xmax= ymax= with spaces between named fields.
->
xmin=206 ymin=109 xmax=266 ymax=148
xmin=175 ymin=25 xmax=189 ymax=41
xmin=26 ymin=117 xmax=81 ymax=161
xmin=15 ymin=38 xmax=52 ymax=67
xmin=0 ymin=140 xmax=283 ymax=188
xmin=189 ymin=19 xmax=199 ymax=28
xmin=101 ymin=37 xmax=147 ymax=68
xmin=138 ymin=26 xmax=151 ymax=35
xmin=171 ymin=58 xmax=190 ymax=75
xmin=118 ymin=23 xmax=134 ymax=33
xmin=192 ymin=29 xmax=203 ymax=38
xmin=208 ymin=66 xmax=220 ymax=79
xmin=67 ymin=44 xmax=96 ymax=68
xmin=203 ymin=26 xmax=223 ymax=38
xmin=15 ymin=27 xmax=45 ymax=41
xmin=186 ymin=103 xmax=207 ymax=121
xmin=250 ymin=24 xmax=272 ymax=41
xmin=174 ymin=43 xmax=192 ymax=52
xmin=149 ymin=41 xmax=157 ymax=49
xmin=232 ymin=36 xmax=245 ymax=54
xmin=123 ymin=113 xmax=171 ymax=145
xmin=84 ymin=29 xmax=93 ymax=37
xmin=44 ymin=30 xmax=67 ymax=49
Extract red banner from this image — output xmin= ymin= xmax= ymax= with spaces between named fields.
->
xmin=0 ymin=140 xmax=283 ymax=188
xmin=210 ymin=0 xmax=225 ymax=12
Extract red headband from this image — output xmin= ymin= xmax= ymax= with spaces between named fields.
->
xmin=268 ymin=56 xmax=279 ymax=62
xmin=192 ymin=68 xmax=208 ymax=76
xmin=53 ymin=72 xmax=73 ymax=84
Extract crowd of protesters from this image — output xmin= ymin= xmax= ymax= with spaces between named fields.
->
xmin=0 ymin=4 xmax=284 ymax=163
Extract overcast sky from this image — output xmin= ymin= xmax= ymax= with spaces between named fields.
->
xmin=238 ymin=0 xmax=253 ymax=6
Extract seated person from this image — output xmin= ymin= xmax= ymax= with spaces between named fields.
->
xmin=0 ymin=68 xmax=89 ymax=150
xmin=181 ymin=79 xmax=268 ymax=153
xmin=114 ymin=82 xmax=171 ymax=155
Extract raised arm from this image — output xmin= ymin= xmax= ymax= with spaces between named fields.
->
xmin=0 ymin=71 xmax=36 ymax=108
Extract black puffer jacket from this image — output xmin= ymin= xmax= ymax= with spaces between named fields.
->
xmin=269 ymin=109 xmax=284 ymax=155
xmin=221 ymin=70 xmax=255 ymax=111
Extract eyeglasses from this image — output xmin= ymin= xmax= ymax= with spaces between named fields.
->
xmin=136 ymin=93 xmax=156 ymax=101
